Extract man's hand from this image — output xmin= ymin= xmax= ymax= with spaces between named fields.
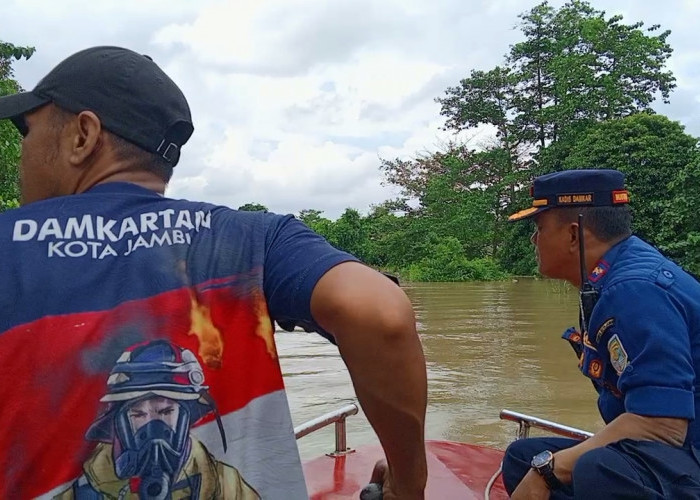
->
xmin=365 ymin=458 xmax=424 ymax=500
xmin=511 ymin=469 xmax=550 ymax=500
xmin=553 ymin=413 xmax=688 ymax=483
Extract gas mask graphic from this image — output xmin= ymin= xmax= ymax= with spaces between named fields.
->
xmin=113 ymin=400 xmax=191 ymax=500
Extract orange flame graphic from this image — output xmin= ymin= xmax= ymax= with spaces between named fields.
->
xmin=188 ymin=292 xmax=224 ymax=369
xmin=252 ymin=289 xmax=277 ymax=359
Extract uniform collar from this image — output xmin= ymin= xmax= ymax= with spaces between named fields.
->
xmin=84 ymin=182 xmax=164 ymax=197
xmin=587 ymin=235 xmax=634 ymax=286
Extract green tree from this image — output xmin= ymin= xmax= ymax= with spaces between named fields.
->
xmin=328 ymin=208 xmax=369 ymax=261
xmin=561 ymin=114 xmax=698 ymax=251
xmin=497 ymin=219 xmax=537 ymax=276
xmin=390 ymin=0 xmax=677 ymax=274
xmin=406 ymin=237 xmax=507 ymax=282
xmin=661 ymin=155 xmax=700 ymax=275
xmin=359 ymin=203 xmax=402 ymax=268
xmin=237 ymin=202 xmax=268 ymax=212
xmin=297 ymin=208 xmax=324 ymax=226
xmin=0 ymin=41 xmax=35 ymax=211
xmin=439 ymin=1 xmax=674 ymax=160
xmin=509 ymin=1 xmax=674 ymax=149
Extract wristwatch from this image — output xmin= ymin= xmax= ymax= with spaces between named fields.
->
xmin=530 ymin=450 xmax=564 ymax=490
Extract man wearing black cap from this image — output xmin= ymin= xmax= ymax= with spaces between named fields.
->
xmin=0 ymin=47 xmax=427 ymax=499
xmin=502 ymin=170 xmax=700 ymax=498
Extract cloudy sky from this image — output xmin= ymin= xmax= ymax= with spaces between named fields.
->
xmin=3 ymin=0 xmax=699 ymax=218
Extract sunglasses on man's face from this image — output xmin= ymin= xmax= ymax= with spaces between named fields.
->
xmin=11 ymin=116 xmax=29 ymax=137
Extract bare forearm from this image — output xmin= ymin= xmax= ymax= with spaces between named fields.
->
xmin=336 ymin=317 xmax=428 ymax=491
xmin=311 ymin=263 xmax=428 ymax=495
xmin=554 ymin=413 xmax=688 ymax=483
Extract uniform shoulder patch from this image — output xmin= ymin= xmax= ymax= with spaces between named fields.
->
xmin=608 ymin=334 xmax=629 ymax=375
xmin=595 ymin=318 xmax=615 ymax=343
xmin=589 ymin=260 xmax=609 ymax=283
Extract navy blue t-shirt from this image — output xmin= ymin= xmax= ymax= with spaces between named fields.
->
xmin=0 ymin=182 xmax=357 ymax=499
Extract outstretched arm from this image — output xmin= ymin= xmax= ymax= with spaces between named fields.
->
xmin=311 ymin=261 xmax=428 ymax=499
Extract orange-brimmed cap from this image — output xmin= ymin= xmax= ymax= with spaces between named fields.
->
xmin=508 ymin=169 xmax=629 ymax=222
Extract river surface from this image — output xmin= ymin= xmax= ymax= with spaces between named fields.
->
xmin=278 ymin=280 xmax=604 ymax=461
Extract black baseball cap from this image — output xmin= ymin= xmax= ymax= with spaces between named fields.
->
xmin=508 ymin=169 xmax=630 ymax=221
xmin=0 ymin=46 xmax=193 ymax=166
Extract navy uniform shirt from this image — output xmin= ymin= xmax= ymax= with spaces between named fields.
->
xmin=563 ymin=236 xmax=700 ymax=447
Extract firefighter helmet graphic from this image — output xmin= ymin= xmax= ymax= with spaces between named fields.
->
xmin=85 ymin=340 xmax=225 ymax=445
xmin=55 ymin=340 xmax=259 ymax=500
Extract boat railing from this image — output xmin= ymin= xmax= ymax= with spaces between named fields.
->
xmin=482 ymin=410 xmax=594 ymax=499
xmin=296 ymin=405 xmax=594 ymax=499
xmin=294 ymin=402 xmax=359 ymax=456
xmin=500 ymin=409 xmax=594 ymax=441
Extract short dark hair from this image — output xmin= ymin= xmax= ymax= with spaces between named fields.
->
xmin=49 ymin=105 xmax=173 ymax=182
xmin=556 ymin=205 xmax=632 ymax=242
xmin=109 ymin=133 xmax=173 ymax=183
xmin=49 ymin=104 xmax=72 ymax=131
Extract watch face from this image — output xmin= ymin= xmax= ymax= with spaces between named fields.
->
xmin=531 ymin=450 xmax=553 ymax=468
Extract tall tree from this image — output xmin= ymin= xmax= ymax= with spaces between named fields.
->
xmin=561 ymin=113 xmax=699 ymax=251
xmin=438 ymin=0 xmax=674 ymax=162
xmin=387 ymin=0 xmax=677 ymax=273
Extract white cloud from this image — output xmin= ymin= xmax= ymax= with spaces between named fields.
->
xmin=3 ymin=0 xmax=700 ymax=218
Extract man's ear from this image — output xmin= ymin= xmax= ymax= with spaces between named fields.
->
xmin=568 ymin=222 xmax=580 ymax=253
xmin=69 ymin=111 xmax=103 ymax=165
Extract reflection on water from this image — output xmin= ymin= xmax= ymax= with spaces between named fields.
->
xmin=280 ymin=279 xmax=604 ymax=461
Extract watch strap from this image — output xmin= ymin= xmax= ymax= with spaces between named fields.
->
xmin=535 ymin=461 xmax=564 ymax=490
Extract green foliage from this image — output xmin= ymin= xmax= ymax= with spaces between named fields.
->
xmin=315 ymin=208 xmax=370 ymax=262
xmin=0 ymin=40 xmax=35 ymax=212
xmin=298 ymin=208 xmax=324 ymax=226
xmin=560 ymin=114 xmax=699 ymax=250
xmin=257 ymin=3 xmax=695 ymax=282
xmin=172 ymin=3 xmax=697 ymax=282
xmin=659 ymin=154 xmax=700 ymax=274
xmin=237 ymin=202 xmax=268 ymax=212
xmin=307 ymin=1 xmax=691 ymax=281
xmin=379 ymin=1 xmax=681 ymax=277
xmin=439 ymin=1 xmax=674 ymax=155
xmin=498 ymin=218 xmax=538 ymax=276
xmin=404 ymin=237 xmax=507 ymax=282
xmin=0 ymin=119 xmax=21 ymax=210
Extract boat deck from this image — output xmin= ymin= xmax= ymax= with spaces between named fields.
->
xmin=303 ymin=440 xmax=508 ymax=499
xmin=298 ymin=405 xmax=592 ymax=498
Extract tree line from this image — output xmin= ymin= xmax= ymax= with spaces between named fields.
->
xmin=2 ymin=1 xmax=699 ymax=280
xmin=306 ymin=1 xmax=700 ymax=280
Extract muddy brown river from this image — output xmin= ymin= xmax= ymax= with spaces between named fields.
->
xmin=279 ymin=280 xmax=604 ymax=460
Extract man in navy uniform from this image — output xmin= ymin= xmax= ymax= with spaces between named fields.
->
xmin=502 ymin=169 xmax=700 ymax=499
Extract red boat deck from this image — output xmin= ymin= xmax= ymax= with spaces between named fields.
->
xmin=303 ymin=440 xmax=508 ymax=499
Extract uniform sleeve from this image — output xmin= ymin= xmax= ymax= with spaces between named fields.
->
xmin=592 ymin=279 xmax=695 ymax=419
xmin=262 ymin=214 xmax=359 ymax=341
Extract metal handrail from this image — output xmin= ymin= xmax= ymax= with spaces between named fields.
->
xmin=500 ymin=409 xmax=594 ymax=441
xmin=294 ymin=403 xmax=359 ymax=456
xmin=483 ymin=410 xmax=593 ymax=499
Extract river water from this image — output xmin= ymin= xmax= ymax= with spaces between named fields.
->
xmin=279 ymin=280 xmax=604 ymax=461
